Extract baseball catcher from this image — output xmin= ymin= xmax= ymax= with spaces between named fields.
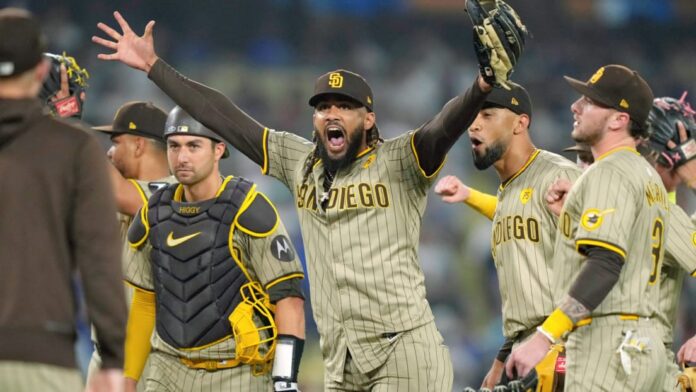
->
xmin=642 ymin=93 xmax=696 ymax=169
xmin=39 ymin=52 xmax=89 ymax=118
xmin=466 ymin=0 xmax=528 ymax=89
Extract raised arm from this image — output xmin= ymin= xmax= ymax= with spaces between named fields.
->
xmin=93 ymin=11 xmax=267 ymax=166
xmin=411 ymin=77 xmax=490 ymax=176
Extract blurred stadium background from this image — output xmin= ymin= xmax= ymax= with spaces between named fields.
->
xmin=12 ymin=0 xmax=696 ymax=389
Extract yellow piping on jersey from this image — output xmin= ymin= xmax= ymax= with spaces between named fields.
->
xmin=173 ymin=183 xmax=185 ymax=202
xmin=123 ymin=280 xmax=155 ymax=294
xmin=129 ymin=204 xmax=150 ymax=249
xmin=229 ymin=186 xmax=259 ymax=283
xmin=691 ymin=270 xmax=696 ymax=278
xmin=127 ymin=179 xmax=148 ymax=204
xmin=410 ymin=132 xmax=446 ymax=179
xmin=596 ymin=146 xmax=639 ymax=161
xmin=575 ymin=239 xmax=626 ymax=259
xmin=266 ymin=273 xmax=305 ymax=291
xmin=261 ymin=127 xmax=269 ymax=175
xmin=576 ymin=314 xmax=640 ymax=328
xmin=356 ymin=146 xmax=374 ymax=158
xmin=668 ymin=191 xmax=677 ymax=204
xmin=215 ymin=176 xmax=234 ymax=198
xmin=500 ymin=149 xmax=540 ymax=191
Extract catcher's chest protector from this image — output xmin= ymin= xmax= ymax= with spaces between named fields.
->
xmin=146 ymin=178 xmax=252 ymax=349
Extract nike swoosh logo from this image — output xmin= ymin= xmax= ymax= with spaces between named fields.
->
xmin=166 ymin=231 xmax=202 ymax=247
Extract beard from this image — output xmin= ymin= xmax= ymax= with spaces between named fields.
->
xmin=316 ymin=125 xmax=365 ymax=173
xmin=472 ymin=141 xmax=505 ymax=170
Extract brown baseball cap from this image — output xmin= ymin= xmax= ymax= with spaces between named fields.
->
xmin=0 ymin=8 xmax=46 ymax=78
xmin=564 ymin=64 xmax=654 ymax=128
xmin=93 ymin=101 xmax=167 ymax=141
xmin=483 ymin=81 xmax=532 ymax=118
xmin=309 ymin=69 xmax=375 ymax=112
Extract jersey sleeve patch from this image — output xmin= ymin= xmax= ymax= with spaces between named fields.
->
xmin=128 ymin=206 xmax=150 ymax=249
xmin=236 ymin=191 xmax=279 ymax=237
xmin=269 ymin=235 xmax=296 ymax=262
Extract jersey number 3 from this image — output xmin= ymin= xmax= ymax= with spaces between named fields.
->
xmin=648 ymin=218 xmax=664 ymax=285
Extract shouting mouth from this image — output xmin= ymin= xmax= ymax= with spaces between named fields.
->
xmin=470 ymin=136 xmax=484 ymax=153
xmin=326 ymin=125 xmax=346 ymax=153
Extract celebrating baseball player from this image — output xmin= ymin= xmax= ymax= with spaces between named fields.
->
xmin=123 ymin=107 xmax=306 ymax=392
xmin=92 ymin=0 xmax=528 ymax=389
xmin=435 ymin=81 xmax=581 ymax=390
xmin=506 ymin=65 xmax=669 ymax=391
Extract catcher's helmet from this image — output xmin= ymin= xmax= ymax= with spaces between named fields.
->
xmin=164 ymin=106 xmax=229 ymax=158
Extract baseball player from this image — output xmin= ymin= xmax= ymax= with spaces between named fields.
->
xmin=87 ymin=101 xmax=175 ymax=387
xmin=91 ymin=5 xmax=527 ymax=389
xmin=435 ymin=82 xmax=581 ymax=390
xmin=507 ymin=65 xmax=668 ymax=391
xmin=0 ymin=8 xmax=126 ymax=392
xmin=125 ymin=107 xmax=306 ymax=392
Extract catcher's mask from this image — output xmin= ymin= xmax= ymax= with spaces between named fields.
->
xmin=39 ymin=52 xmax=89 ymax=118
xmin=164 ymin=105 xmax=229 ymax=158
xmin=228 ymin=281 xmax=277 ymax=375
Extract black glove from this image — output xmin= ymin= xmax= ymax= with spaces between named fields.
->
xmin=466 ymin=0 xmax=528 ymax=89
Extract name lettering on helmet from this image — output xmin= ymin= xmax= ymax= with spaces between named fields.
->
xmin=296 ymin=182 xmax=391 ymax=211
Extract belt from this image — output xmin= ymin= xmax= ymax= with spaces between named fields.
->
xmin=179 ymin=357 xmax=241 ymax=371
xmin=575 ymin=313 xmax=641 ymax=328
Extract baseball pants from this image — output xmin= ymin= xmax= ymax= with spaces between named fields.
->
xmin=0 ymin=360 xmax=82 ymax=392
xmin=142 ymin=351 xmax=272 ymax=392
xmin=325 ymin=321 xmax=453 ymax=391
xmin=564 ymin=316 xmax=666 ymax=392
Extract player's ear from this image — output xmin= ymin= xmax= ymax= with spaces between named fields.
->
xmin=513 ymin=113 xmax=530 ymax=135
xmin=363 ymin=111 xmax=376 ymax=131
xmin=133 ymin=136 xmax=146 ymax=157
xmin=608 ymin=112 xmax=630 ymax=132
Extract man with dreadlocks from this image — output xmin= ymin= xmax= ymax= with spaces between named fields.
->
xmin=91 ymin=7 xmax=528 ymax=389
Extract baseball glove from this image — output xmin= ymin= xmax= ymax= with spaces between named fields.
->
xmin=678 ymin=362 xmax=696 ymax=392
xmin=466 ymin=0 xmax=528 ymax=89
xmin=39 ymin=52 xmax=90 ymax=118
xmin=643 ymin=94 xmax=696 ymax=169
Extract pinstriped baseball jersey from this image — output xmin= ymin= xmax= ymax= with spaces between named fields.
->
xmin=554 ymin=147 xmax=670 ymax=317
xmin=656 ymin=204 xmax=696 ymax=345
xmin=491 ymin=150 xmax=581 ymax=338
xmin=264 ymin=129 xmax=439 ymax=379
xmin=120 ymin=177 xmax=175 ymax=293
xmin=125 ymin=179 xmax=304 ymax=362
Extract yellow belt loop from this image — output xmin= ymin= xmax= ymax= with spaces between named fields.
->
xmin=179 ymin=357 xmax=241 ymax=371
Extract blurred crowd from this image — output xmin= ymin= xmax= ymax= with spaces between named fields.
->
xmin=11 ymin=0 xmax=696 ymax=389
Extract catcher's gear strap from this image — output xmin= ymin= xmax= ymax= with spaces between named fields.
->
xmin=465 ymin=187 xmax=498 ymax=220
xmin=267 ymin=275 xmax=305 ymax=303
xmin=496 ymin=336 xmax=515 ymax=362
xmin=569 ymin=246 xmax=624 ymax=311
xmin=236 ymin=190 xmax=280 ymax=237
xmin=124 ymin=287 xmax=155 ymax=380
xmin=678 ymin=364 xmax=696 ymax=392
xmin=272 ymin=334 xmax=305 ymax=391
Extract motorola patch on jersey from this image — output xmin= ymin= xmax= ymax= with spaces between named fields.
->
xmin=270 ymin=235 xmax=295 ymax=262
xmin=148 ymin=182 xmax=169 ymax=193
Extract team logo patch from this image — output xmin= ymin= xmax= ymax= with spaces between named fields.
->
xmin=129 ymin=121 xmax=137 ymax=130
xmin=619 ymin=99 xmax=629 ymax=109
xmin=363 ymin=154 xmax=376 ymax=169
xmin=520 ymin=188 xmax=532 ymax=205
xmin=270 ymin=235 xmax=295 ymax=262
xmin=580 ymin=208 xmax=615 ymax=231
xmin=328 ymin=72 xmax=343 ymax=88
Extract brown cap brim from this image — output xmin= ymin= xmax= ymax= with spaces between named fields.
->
xmin=93 ymin=125 xmax=164 ymax=141
xmin=563 ymin=76 xmax=614 ymax=109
